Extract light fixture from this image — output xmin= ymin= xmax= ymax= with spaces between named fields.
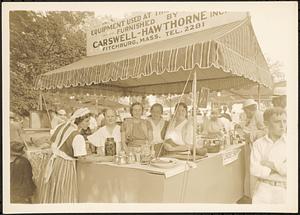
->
xmin=217 ymin=91 xmax=221 ymax=97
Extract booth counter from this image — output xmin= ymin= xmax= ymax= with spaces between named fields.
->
xmin=77 ymin=144 xmax=245 ymax=203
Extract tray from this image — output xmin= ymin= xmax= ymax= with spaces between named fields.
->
xmin=150 ymin=158 xmax=177 ymax=169
xmin=167 ymin=154 xmax=208 ymax=161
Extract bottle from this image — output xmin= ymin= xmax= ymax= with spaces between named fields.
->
xmin=105 ymin=137 xmax=116 ymax=156
xmin=229 ymin=130 xmax=233 ymax=145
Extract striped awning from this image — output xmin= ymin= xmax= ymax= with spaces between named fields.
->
xmin=34 ymin=16 xmax=273 ymax=96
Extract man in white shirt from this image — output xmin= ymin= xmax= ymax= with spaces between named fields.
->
xmin=89 ymin=113 xmax=98 ymax=132
xmin=250 ymin=107 xmax=286 ymax=204
xmin=87 ymin=108 xmax=121 ymax=155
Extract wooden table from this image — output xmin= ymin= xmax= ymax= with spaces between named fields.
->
xmin=77 ymin=144 xmax=245 ymax=203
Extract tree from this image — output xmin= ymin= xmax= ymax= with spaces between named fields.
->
xmin=265 ymin=57 xmax=285 ymax=83
xmin=10 ymin=11 xmax=94 ymax=116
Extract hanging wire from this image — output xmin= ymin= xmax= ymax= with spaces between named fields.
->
xmin=155 ymin=69 xmax=194 ymax=158
xmin=151 ymin=69 xmax=195 ymax=203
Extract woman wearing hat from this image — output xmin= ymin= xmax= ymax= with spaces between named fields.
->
xmin=239 ymin=99 xmax=266 ymax=142
xmin=39 ymin=108 xmax=91 ymax=203
xmin=10 ymin=141 xmax=36 ymax=203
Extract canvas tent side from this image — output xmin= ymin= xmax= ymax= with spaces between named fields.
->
xmin=34 ymin=14 xmax=272 ymax=96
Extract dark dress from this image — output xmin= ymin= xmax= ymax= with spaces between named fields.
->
xmin=10 ymin=156 xmax=36 ymax=203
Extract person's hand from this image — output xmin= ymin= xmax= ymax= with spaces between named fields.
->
xmin=122 ymin=144 xmax=129 ymax=154
xmin=261 ymin=160 xmax=275 ymax=170
xmin=244 ymin=133 xmax=251 ymax=143
xmin=163 ymin=142 xmax=175 ymax=152
xmin=164 ymin=138 xmax=177 ymax=147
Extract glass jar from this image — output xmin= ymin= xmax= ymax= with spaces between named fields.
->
xmin=105 ymin=137 xmax=116 ymax=156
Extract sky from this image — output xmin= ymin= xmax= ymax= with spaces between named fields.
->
xmin=3 ymin=2 xmax=297 ymax=77
xmin=91 ymin=2 xmax=297 ymax=78
xmin=3 ymin=2 xmax=297 ymax=75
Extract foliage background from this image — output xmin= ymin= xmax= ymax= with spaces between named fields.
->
xmin=9 ymin=11 xmax=284 ymax=116
xmin=9 ymin=11 xmax=100 ymax=116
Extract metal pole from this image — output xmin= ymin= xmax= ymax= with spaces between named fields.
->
xmin=39 ymin=93 xmax=43 ymax=110
xmin=257 ymin=84 xmax=261 ymax=110
xmin=192 ymin=71 xmax=197 ymax=162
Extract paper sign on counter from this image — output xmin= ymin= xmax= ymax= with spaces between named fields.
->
xmin=222 ymin=148 xmax=241 ymax=166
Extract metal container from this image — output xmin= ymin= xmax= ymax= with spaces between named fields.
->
xmin=114 ymin=155 xmax=127 ymax=165
xmin=127 ymin=152 xmax=135 ymax=164
xmin=105 ymin=137 xmax=116 ymax=156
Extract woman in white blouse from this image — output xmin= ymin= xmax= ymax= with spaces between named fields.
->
xmin=148 ymin=103 xmax=168 ymax=156
xmin=87 ymin=108 xmax=121 ymax=154
xmin=164 ymin=102 xmax=193 ymax=154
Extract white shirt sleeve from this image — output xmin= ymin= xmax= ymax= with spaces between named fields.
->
xmin=72 ymin=135 xmax=87 ymax=157
xmin=250 ymin=140 xmax=272 ymax=178
xmin=273 ymin=160 xmax=287 ymax=176
xmin=183 ymin=120 xmax=193 ymax=145
xmin=87 ymin=128 xmax=106 ymax=147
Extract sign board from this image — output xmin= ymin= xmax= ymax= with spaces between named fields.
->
xmin=87 ymin=11 xmax=248 ymax=56
xmin=29 ymin=111 xmax=51 ymax=129
xmin=198 ymin=87 xmax=210 ymax=108
xmin=222 ymin=148 xmax=241 ymax=166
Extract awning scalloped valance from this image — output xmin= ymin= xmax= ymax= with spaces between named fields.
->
xmin=34 ymin=16 xmax=272 ymax=96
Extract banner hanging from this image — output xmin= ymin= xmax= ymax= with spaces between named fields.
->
xmin=87 ymin=11 xmax=247 ymax=56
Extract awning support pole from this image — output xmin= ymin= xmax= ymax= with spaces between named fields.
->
xmin=39 ymin=93 xmax=43 ymax=111
xmin=257 ymin=84 xmax=261 ymax=110
xmin=192 ymin=70 xmax=197 ymax=162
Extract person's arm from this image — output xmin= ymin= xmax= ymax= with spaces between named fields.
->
xmin=260 ymin=159 xmax=287 ymax=176
xmin=161 ymin=120 xmax=169 ymax=140
xmin=274 ymin=160 xmax=287 ymax=176
xmin=87 ymin=129 xmax=103 ymax=147
xmin=163 ymin=139 xmax=190 ymax=152
xmin=146 ymin=120 xmax=154 ymax=145
xmin=183 ymin=120 xmax=193 ymax=145
xmin=72 ymin=135 xmax=87 ymax=158
xmin=250 ymin=140 xmax=272 ymax=179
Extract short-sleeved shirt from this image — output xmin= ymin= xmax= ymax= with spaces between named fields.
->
xmin=165 ymin=119 xmax=193 ymax=145
xmin=89 ymin=117 xmax=98 ymax=130
xmin=148 ymin=118 xmax=166 ymax=144
xmin=121 ymin=118 xmax=153 ymax=147
xmin=87 ymin=125 xmax=121 ymax=153
xmin=51 ymin=124 xmax=87 ymax=158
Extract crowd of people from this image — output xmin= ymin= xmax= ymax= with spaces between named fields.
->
xmin=9 ymin=86 xmax=287 ymax=204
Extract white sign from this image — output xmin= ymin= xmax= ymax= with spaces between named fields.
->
xmin=87 ymin=11 xmax=248 ymax=56
xmin=222 ymin=148 xmax=241 ymax=166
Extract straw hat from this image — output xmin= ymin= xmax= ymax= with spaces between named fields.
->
xmin=10 ymin=141 xmax=25 ymax=156
xmin=57 ymin=109 xmax=66 ymax=115
xmin=243 ymin=99 xmax=257 ymax=109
